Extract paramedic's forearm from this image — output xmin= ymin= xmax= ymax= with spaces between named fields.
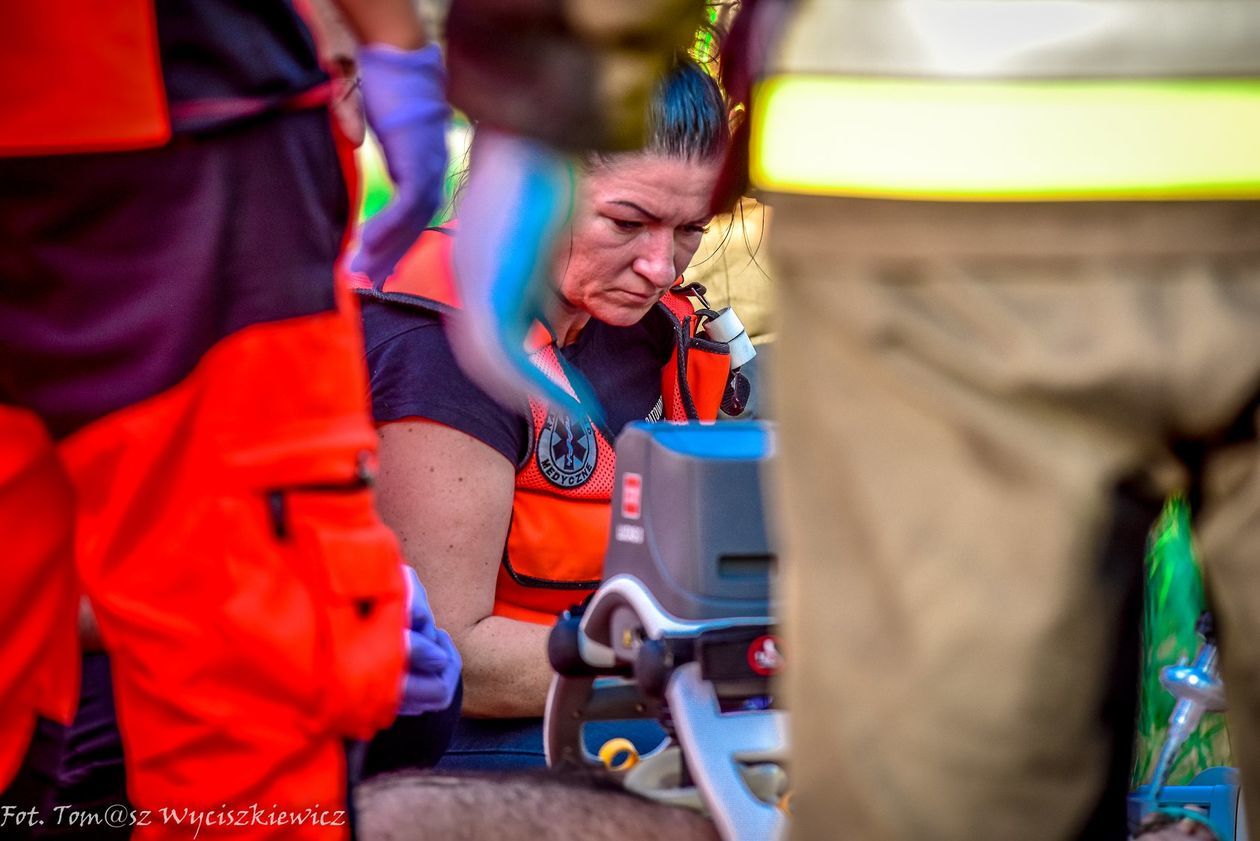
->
xmin=457 ymin=616 xmax=555 ymax=718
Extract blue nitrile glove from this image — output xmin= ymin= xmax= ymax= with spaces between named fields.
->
xmin=447 ymin=128 xmax=602 ymax=423
xmin=350 ymin=43 xmax=450 ymax=286
xmin=401 ymin=565 xmax=461 ymax=714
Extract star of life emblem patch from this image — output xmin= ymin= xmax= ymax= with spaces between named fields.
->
xmin=537 ymin=411 xmax=598 ymax=488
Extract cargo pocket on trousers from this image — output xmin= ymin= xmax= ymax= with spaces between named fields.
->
xmin=271 ymin=480 xmax=407 ymax=740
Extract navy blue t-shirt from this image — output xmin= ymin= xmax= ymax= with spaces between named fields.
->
xmin=362 ymin=298 xmax=676 ymax=466
xmin=156 ymin=0 xmax=329 ymax=134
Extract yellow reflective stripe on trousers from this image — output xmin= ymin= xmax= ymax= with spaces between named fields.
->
xmin=750 ymin=76 xmax=1260 ymax=201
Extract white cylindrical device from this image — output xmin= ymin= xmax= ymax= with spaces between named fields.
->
xmin=702 ymin=308 xmax=757 ymax=370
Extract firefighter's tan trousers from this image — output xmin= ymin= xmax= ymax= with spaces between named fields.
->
xmin=769 ymin=197 xmax=1260 ymax=841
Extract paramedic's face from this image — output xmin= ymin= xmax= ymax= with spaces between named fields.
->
xmin=555 ymin=153 xmax=721 ymax=327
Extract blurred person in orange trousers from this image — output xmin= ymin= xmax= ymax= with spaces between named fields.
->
xmin=0 ymin=1 xmax=459 ymax=837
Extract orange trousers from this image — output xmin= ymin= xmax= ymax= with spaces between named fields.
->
xmin=0 ymin=108 xmax=405 ymax=839
xmin=1 ymin=283 xmax=406 ymax=839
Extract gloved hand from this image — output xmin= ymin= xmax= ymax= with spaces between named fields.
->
xmin=350 ymin=42 xmax=449 ymax=286
xmin=400 ymin=564 xmax=461 ymax=714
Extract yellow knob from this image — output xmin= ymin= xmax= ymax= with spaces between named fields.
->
xmin=598 ymin=738 xmax=640 ymax=772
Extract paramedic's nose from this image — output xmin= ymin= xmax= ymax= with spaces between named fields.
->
xmin=634 ymin=230 xmax=677 ymax=290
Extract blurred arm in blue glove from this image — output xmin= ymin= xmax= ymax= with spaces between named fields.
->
xmin=401 ymin=564 xmax=462 ymax=714
xmin=331 ymin=0 xmax=450 ymax=286
xmin=446 ymin=129 xmax=592 ymax=421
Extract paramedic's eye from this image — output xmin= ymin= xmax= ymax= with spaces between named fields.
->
xmin=611 ymin=219 xmax=643 ymax=232
xmin=681 ymin=224 xmax=709 ymax=236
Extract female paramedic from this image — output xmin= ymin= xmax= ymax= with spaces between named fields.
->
xmin=360 ymin=55 xmax=741 ymax=768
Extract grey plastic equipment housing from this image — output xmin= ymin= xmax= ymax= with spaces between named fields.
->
xmin=598 ymin=421 xmax=775 ymax=627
